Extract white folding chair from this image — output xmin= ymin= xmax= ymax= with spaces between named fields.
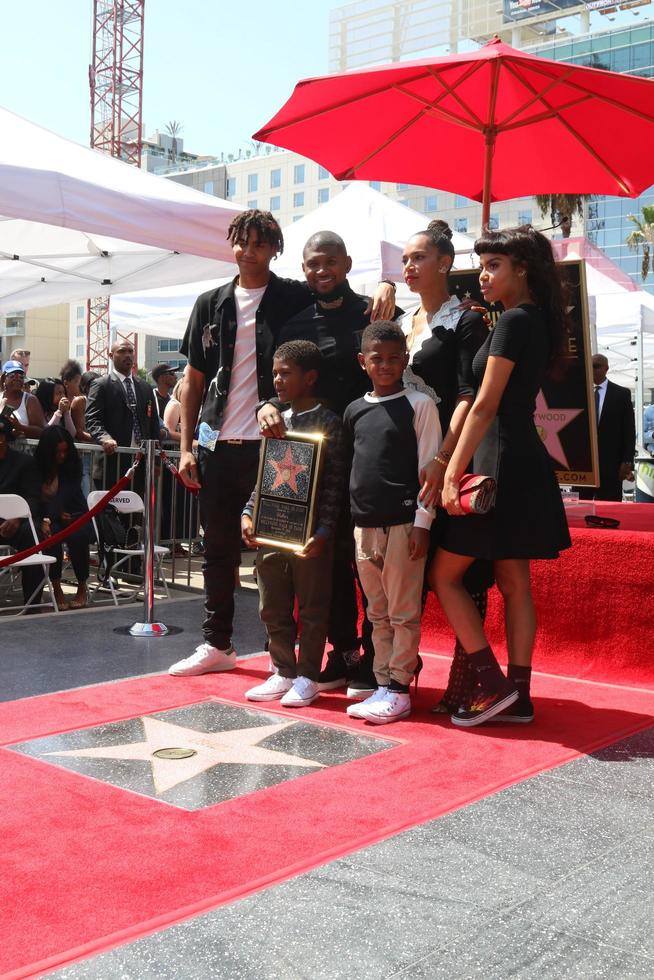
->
xmin=87 ymin=490 xmax=169 ymax=606
xmin=0 ymin=494 xmax=58 ymax=615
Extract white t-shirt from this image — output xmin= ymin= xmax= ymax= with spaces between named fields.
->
xmin=219 ymin=284 xmax=267 ymax=441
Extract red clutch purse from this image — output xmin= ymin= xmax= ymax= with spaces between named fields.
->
xmin=458 ymin=474 xmax=497 ymax=515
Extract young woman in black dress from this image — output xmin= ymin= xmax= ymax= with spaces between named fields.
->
xmin=400 ymin=221 xmax=493 ymax=714
xmin=434 ymin=226 xmax=571 ymax=727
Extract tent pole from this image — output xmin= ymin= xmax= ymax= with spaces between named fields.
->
xmin=636 ymin=321 xmax=645 ymax=450
xmin=482 ymin=133 xmax=493 ymax=230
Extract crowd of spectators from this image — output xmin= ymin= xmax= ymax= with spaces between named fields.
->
xmin=0 ymin=348 xmax=191 ymax=613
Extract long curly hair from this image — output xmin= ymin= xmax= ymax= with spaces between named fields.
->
xmin=474 ymin=225 xmax=568 ymax=375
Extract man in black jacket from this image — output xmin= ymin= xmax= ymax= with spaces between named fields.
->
xmin=85 ymin=340 xmax=161 ymax=488
xmin=168 ymin=211 xmax=395 ymax=677
xmin=0 ymin=415 xmax=44 ymax=607
xmin=581 ymin=354 xmax=636 ymax=501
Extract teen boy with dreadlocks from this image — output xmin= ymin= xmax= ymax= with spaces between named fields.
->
xmin=169 ymin=210 xmax=395 ymax=677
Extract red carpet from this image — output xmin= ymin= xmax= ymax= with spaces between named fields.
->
xmin=1 ymin=653 xmax=653 ymax=979
xmin=422 ymin=527 xmax=654 ymax=689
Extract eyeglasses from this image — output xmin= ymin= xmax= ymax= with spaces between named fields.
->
xmin=12 ymin=350 xmax=30 ymax=357
xmin=584 ymin=515 xmax=620 ymax=529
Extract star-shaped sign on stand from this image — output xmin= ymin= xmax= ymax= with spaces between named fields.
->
xmin=534 ymin=390 xmax=583 ymax=470
xmin=269 ymin=444 xmax=307 ymax=494
xmin=46 ymin=716 xmax=325 ymax=795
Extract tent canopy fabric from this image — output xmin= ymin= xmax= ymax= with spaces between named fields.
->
xmin=112 ymin=184 xmax=476 ymax=337
xmin=0 ymin=105 xmax=241 ymax=313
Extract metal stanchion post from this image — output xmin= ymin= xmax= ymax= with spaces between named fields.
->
xmin=129 ymin=440 xmax=169 ymax=636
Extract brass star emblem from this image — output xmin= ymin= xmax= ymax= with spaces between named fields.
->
xmin=46 ymin=716 xmax=325 ymax=795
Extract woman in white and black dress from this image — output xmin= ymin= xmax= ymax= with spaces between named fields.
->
xmin=434 ymin=226 xmax=571 ymax=728
xmin=401 ymin=220 xmax=494 ymax=714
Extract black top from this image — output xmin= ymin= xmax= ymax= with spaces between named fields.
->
xmin=42 ymin=473 xmax=88 ymax=527
xmin=343 ymin=388 xmax=440 ymax=529
xmin=472 ymin=304 xmax=548 ymax=417
xmin=408 ymin=307 xmax=488 ymax=433
xmin=278 ymin=284 xmax=402 ymax=418
xmin=153 ymin=389 xmax=170 ymax=421
xmin=180 ymin=273 xmax=312 ymax=436
xmin=0 ymin=449 xmax=41 ymax=517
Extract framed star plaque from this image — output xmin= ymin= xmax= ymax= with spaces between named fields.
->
xmin=252 ymin=432 xmax=325 ymax=551
xmin=449 ymin=259 xmax=599 ymax=488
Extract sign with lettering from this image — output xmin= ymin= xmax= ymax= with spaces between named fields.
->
xmin=449 ymin=259 xmax=599 ymax=487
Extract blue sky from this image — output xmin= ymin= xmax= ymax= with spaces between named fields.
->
xmin=0 ymin=1 xmax=648 ymax=157
xmin=0 ymin=0 xmax=331 ymax=156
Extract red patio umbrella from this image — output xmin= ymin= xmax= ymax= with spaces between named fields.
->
xmin=253 ymin=37 xmax=654 ymax=228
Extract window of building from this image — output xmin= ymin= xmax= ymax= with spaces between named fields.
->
xmin=293 ymin=191 xmax=304 ymax=208
xmin=248 ymin=173 xmax=258 ymax=193
xmin=398 ymin=199 xmax=409 ymax=208
xmin=318 ymin=188 xmax=329 ymax=205
xmin=318 ymin=166 xmax=329 ymax=180
xmin=396 ymin=182 xmax=409 ymax=191
xmin=292 ymin=215 xmax=303 ymax=222
xmin=369 ymin=181 xmax=381 ymax=191
xmin=454 ymin=218 xmax=468 ymax=234
xmin=203 ymin=180 xmax=214 ymax=195
xmin=270 ymin=195 xmax=280 ymax=211
xmin=158 ymin=338 xmax=180 ymax=353
xmin=270 ymin=168 xmax=281 ymax=188
xmin=226 ymin=177 xmax=236 ymax=198
xmin=76 ymin=324 xmax=85 ymax=338
xmin=247 ymin=199 xmax=257 ymax=209
xmin=76 ymin=344 xmax=85 ymax=357
xmin=518 ymin=209 xmax=532 ymax=226
xmin=455 ymin=195 xmax=469 ymax=209
xmin=294 ymin=164 xmax=305 ymax=184
xmin=424 ymin=195 xmax=438 ymax=213
xmin=488 ymin=214 xmax=500 ymax=231
xmin=76 ymin=305 xmax=85 ymax=319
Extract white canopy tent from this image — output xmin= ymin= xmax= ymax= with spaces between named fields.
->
xmin=0 ymin=105 xmax=241 ymax=314
xmin=110 ymin=184 xmax=476 ymax=337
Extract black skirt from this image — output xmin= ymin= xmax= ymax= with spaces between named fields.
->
xmin=442 ymin=415 xmax=571 ymax=561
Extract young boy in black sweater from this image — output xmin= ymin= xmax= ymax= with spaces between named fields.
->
xmin=241 ymin=341 xmax=346 ymax=707
xmin=343 ymin=321 xmax=441 ymax=724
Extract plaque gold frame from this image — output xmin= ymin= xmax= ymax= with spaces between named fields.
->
xmin=252 ymin=431 xmax=325 ymax=552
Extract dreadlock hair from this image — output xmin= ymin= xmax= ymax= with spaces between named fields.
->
xmin=227 ymin=209 xmax=284 ymax=255
xmin=274 ymin=340 xmax=323 ymax=378
xmin=474 ymin=225 xmax=568 ymax=376
xmin=361 ymin=320 xmax=407 ymax=353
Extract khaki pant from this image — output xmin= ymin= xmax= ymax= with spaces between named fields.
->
xmin=354 ymin=524 xmax=425 ymax=687
xmin=256 ymin=544 xmax=334 ymax=682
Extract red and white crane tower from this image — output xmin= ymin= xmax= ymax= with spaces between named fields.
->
xmin=86 ymin=0 xmax=145 ymax=371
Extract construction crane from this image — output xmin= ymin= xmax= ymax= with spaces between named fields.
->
xmin=86 ymin=0 xmax=145 ymax=372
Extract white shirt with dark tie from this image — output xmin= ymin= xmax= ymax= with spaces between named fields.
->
xmin=595 ymin=378 xmax=608 ymax=421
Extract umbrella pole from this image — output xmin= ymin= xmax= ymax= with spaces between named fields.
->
xmin=482 ymin=130 xmax=495 ymax=231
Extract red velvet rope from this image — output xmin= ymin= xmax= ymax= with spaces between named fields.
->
xmin=159 ymin=451 xmax=200 ymax=496
xmin=0 ymin=456 xmax=142 ymax=569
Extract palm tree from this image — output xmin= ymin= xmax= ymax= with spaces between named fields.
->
xmin=165 ymin=120 xmax=183 ymax=164
xmin=625 ymin=205 xmax=654 ymax=282
xmin=534 ymin=194 xmax=591 ymax=238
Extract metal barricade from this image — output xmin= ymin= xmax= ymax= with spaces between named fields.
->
xmin=17 ymin=438 xmax=203 ymax=594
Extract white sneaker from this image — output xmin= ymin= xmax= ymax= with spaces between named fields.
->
xmin=280 ymin=676 xmax=320 ymax=708
xmin=346 ymin=686 xmax=388 ymax=719
xmin=361 ymin=689 xmax=411 ymax=725
xmin=245 ymin=673 xmax=293 ymax=701
xmin=168 ymin=643 xmax=236 ymax=676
